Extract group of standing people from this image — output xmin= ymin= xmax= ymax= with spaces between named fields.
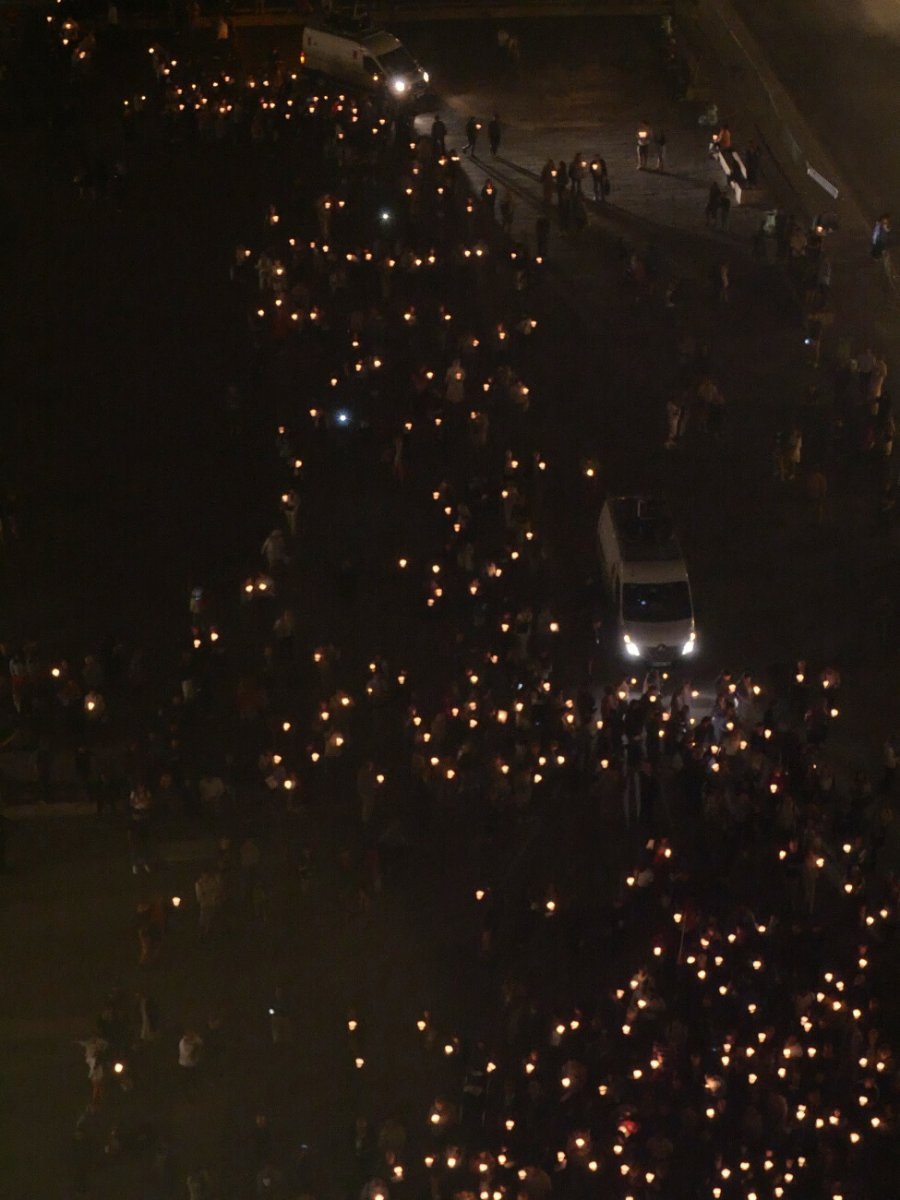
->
xmin=8 ymin=7 xmax=900 ymax=1200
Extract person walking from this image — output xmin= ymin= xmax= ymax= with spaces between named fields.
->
xmin=540 ymin=158 xmax=556 ymax=209
xmin=717 ymin=261 xmax=730 ymax=304
xmin=480 ymin=178 xmax=497 ymax=217
xmin=869 ymin=352 xmax=888 ymax=404
xmin=487 ymin=113 xmax=501 ymax=156
xmin=785 ymin=425 xmax=803 ymax=480
xmin=280 ymin=489 xmax=299 ymax=537
xmin=589 ymin=156 xmax=609 ymax=203
xmin=430 ymin=113 xmax=446 ymax=156
xmin=882 ymin=736 xmax=898 ymax=793
xmin=857 ymin=345 xmax=875 ymax=399
xmin=816 ymin=253 xmax=832 ymax=300
xmin=463 ymin=116 xmax=480 ymax=156
xmin=445 ymin=359 xmax=465 ymax=405
xmin=139 ymin=992 xmax=160 ymax=1040
xmin=194 ymin=866 xmax=224 ymax=937
xmin=654 ymin=128 xmax=667 ymax=170
xmin=128 ymin=784 xmax=153 ymax=875
xmin=261 ymin=528 xmax=288 ymax=571
xmin=137 ymin=899 xmax=165 ymax=966
xmin=871 ymin=212 xmax=891 ymax=259
xmin=555 ymin=159 xmax=568 ymax=209
xmin=568 ymin=152 xmax=586 ymax=195
xmin=664 ymin=396 xmax=683 ymax=449
xmin=636 ymin=126 xmax=650 ymax=169
xmin=178 ymin=1030 xmax=203 ymax=1072
xmin=187 ymin=1169 xmax=213 ymax=1200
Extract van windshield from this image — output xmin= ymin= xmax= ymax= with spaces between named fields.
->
xmin=622 ymin=581 xmax=692 ymax=624
xmin=378 ymin=45 xmax=417 ymax=76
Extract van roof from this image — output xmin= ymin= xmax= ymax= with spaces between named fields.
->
xmin=621 ymin=560 xmax=689 ymax=585
xmin=361 ymin=30 xmax=402 ymax=55
xmin=608 ymin=496 xmax=683 ymax=562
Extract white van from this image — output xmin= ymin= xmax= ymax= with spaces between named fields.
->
xmin=302 ymin=24 xmax=430 ymax=99
xmin=597 ymin=496 xmax=696 ymax=665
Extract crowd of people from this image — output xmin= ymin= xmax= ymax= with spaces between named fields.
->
xmin=3 ymin=8 xmax=900 ymax=1200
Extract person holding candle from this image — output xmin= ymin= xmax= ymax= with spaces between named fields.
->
xmin=463 ymin=116 xmax=480 ymax=156
xmin=540 ymin=158 xmax=556 ymax=209
xmin=261 ymin=529 xmax=288 ymax=571
xmin=487 ymin=113 xmax=501 ymax=157
xmin=430 ymin=113 xmax=446 ymax=156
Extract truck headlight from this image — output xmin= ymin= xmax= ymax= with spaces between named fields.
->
xmin=391 ymin=78 xmax=407 ymax=95
xmin=624 ymin=636 xmax=641 ymax=658
xmin=682 ymin=636 xmax=696 ymax=656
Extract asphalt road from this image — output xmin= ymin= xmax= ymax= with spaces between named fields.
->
xmin=1 ymin=13 xmax=900 ymax=1199
xmin=398 ymin=16 xmax=900 ymax=726
xmin=0 ymin=15 xmax=895 ymax=747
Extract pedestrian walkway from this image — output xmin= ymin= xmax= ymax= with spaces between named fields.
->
xmin=682 ymin=0 xmax=900 ymax=354
xmin=409 ymin=17 xmax=899 ymax=762
xmin=417 ymin=44 xmax=766 ymax=317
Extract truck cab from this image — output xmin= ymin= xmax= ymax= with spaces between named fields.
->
xmin=597 ymin=496 xmax=696 ymax=665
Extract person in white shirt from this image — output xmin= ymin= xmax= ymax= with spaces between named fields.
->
xmin=445 ymin=360 xmax=465 ymax=405
xmin=261 ymin=529 xmax=288 ymax=571
xmin=178 ymin=1030 xmax=203 ymax=1069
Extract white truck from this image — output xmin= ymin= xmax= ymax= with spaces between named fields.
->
xmin=597 ymin=496 xmax=696 ymax=666
xmin=302 ymin=23 xmax=430 ymax=100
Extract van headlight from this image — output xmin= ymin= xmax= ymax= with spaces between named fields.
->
xmin=624 ymin=635 xmax=641 ymax=658
xmin=682 ymin=635 xmax=696 ymax=656
xmin=391 ymin=78 xmax=407 ymax=95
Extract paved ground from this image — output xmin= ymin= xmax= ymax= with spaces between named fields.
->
xmin=730 ymin=0 xmax=900 ymax=219
xmin=1 ymin=12 xmax=899 ymax=1200
xmin=398 ymin=18 xmax=900 ymax=727
xmin=680 ymin=0 xmax=900 ymax=369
